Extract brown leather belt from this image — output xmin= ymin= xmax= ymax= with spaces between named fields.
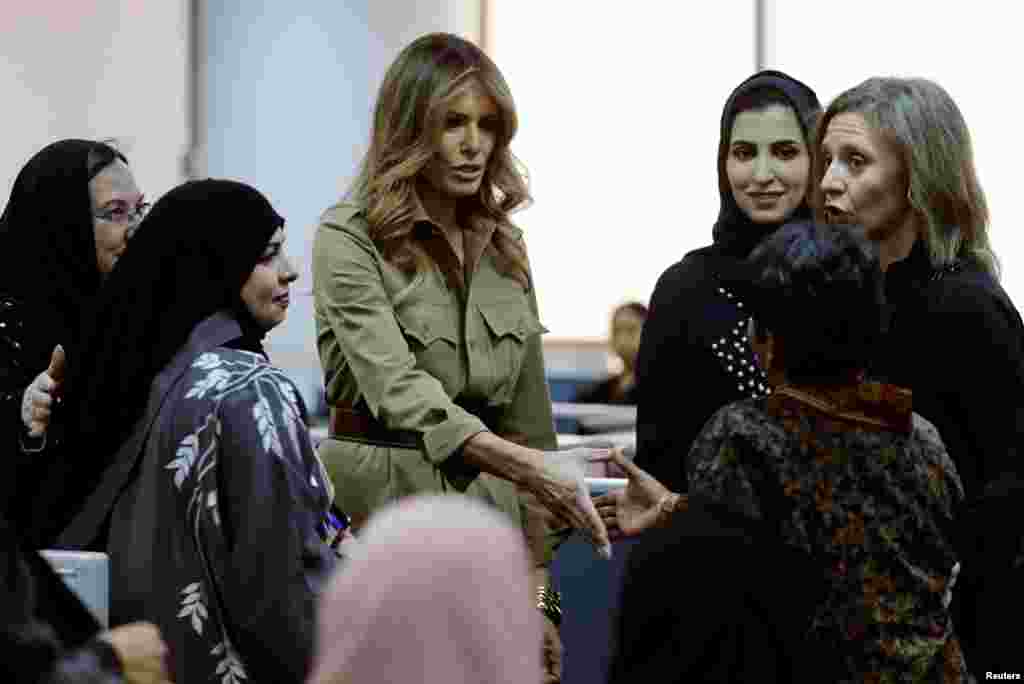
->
xmin=329 ymin=406 xmax=422 ymax=449
xmin=327 ymin=395 xmax=514 ymax=448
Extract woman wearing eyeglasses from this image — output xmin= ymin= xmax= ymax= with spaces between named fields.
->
xmin=0 ymin=139 xmax=147 ymax=547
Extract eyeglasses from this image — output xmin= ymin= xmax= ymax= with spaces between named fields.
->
xmin=94 ymin=202 xmax=151 ymax=226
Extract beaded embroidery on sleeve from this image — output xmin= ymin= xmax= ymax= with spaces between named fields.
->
xmin=711 ymin=286 xmax=771 ymax=399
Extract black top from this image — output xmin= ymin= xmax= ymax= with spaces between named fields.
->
xmin=634 ymin=71 xmax=821 ymax=492
xmin=634 ymin=253 xmax=772 ymax=492
xmin=872 ymin=239 xmax=1024 ymax=673
xmin=0 ymin=293 xmax=48 ymax=531
xmin=874 ymin=239 xmax=1024 ymax=498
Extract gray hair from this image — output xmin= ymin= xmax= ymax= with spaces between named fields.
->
xmin=812 ymin=77 xmax=998 ymax=278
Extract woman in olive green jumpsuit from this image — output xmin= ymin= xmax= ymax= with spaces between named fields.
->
xmin=312 ymin=33 xmax=611 ymax=683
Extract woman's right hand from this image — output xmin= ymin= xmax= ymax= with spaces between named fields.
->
xmin=21 ymin=344 xmax=65 ymax=438
xmin=591 ymin=448 xmax=673 ymax=539
xmin=527 ymin=447 xmax=613 ymax=559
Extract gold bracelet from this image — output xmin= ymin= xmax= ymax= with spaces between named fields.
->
xmin=536 ymin=586 xmax=562 ymax=627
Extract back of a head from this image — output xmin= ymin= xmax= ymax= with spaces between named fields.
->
xmin=309 ymin=495 xmax=539 ymax=684
xmin=745 ymin=221 xmax=882 ymax=384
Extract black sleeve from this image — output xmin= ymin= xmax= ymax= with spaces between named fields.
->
xmin=943 ymin=281 xmax=1024 ymax=495
xmin=634 ymin=260 xmax=701 ymax=492
xmin=0 ymin=295 xmax=67 ymax=542
xmin=0 ymin=295 xmax=32 ymax=516
xmin=941 ymin=280 xmax=1024 ymax=670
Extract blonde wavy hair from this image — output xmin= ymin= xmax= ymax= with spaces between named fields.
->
xmin=348 ymin=33 xmax=532 ymax=290
xmin=812 ymin=77 xmax=999 ymax=278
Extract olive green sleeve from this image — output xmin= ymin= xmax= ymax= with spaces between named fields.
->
xmin=312 ymin=219 xmax=488 ymax=467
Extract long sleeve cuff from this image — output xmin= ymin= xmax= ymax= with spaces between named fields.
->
xmin=421 ymin=407 xmax=488 ymax=491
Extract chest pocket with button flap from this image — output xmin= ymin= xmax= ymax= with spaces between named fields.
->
xmin=393 ymin=302 xmax=461 ymax=393
xmin=477 ymin=298 xmax=547 ymax=403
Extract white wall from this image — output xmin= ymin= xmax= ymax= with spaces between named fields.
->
xmin=767 ymin=0 xmax=1024 ymax=306
xmin=0 ymin=2 xmax=189 ymax=208
xmin=200 ymin=0 xmax=482 ymax=406
xmin=486 ymin=1 xmax=757 ymax=339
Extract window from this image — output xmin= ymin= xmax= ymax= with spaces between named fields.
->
xmin=770 ymin=0 xmax=1024 ymax=302
xmin=486 ymin=2 xmax=756 ymax=337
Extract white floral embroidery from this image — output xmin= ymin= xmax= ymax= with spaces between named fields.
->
xmin=253 ymin=395 xmax=283 ymax=458
xmin=284 ymin=404 xmax=303 ymax=455
xmin=166 ymin=415 xmax=219 ymax=490
xmin=277 ymin=380 xmax=299 ymax=412
xmin=166 ymin=433 xmax=199 ymax=489
xmin=172 ymin=350 xmax=319 ymax=682
xmin=211 ymin=642 xmax=248 ymax=683
xmin=177 ymin=582 xmax=208 ymax=635
xmin=193 ymin=353 xmax=224 ymax=371
xmin=186 ymin=367 xmax=232 ymax=400
xmin=207 ymin=490 xmax=221 ymax=527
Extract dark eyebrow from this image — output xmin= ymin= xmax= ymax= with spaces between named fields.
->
xmin=836 ymin=143 xmax=870 ymax=157
xmin=771 ymin=139 xmax=801 ymax=146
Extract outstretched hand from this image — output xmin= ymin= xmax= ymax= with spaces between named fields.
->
xmin=590 ymin=448 xmax=672 ymax=539
xmin=534 ymin=446 xmax=613 ymax=560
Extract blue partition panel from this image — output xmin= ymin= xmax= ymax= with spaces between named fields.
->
xmin=551 ymin=533 xmax=641 ymax=684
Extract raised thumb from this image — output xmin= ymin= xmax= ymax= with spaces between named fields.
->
xmin=47 ymin=344 xmax=66 ymax=382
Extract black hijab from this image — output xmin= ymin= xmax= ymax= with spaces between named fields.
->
xmin=711 ymin=71 xmax=822 ymax=259
xmin=46 ymin=180 xmax=283 ymax=543
xmin=0 ymin=139 xmax=127 ymax=369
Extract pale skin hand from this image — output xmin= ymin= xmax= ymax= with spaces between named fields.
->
xmin=21 ymin=345 xmax=65 ymax=438
xmin=462 ymin=432 xmax=612 ymax=559
xmin=99 ymin=622 xmax=173 ymax=684
xmin=591 ymin=449 xmax=673 ymax=539
xmin=534 ymin=446 xmax=614 ymax=559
